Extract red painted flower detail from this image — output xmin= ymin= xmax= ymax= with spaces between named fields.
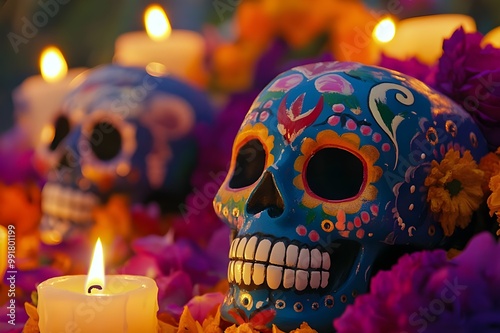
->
xmin=277 ymin=93 xmax=324 ymax=144
xmin=228 ymin=308 xmax=276 ymax=332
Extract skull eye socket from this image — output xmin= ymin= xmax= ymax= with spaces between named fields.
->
xmin=49 ymin=115 xmax=70 ymax=151
xmin=305 ymin=147 xmax=364 ymax=200
xmin=229 ymin=139 xmax=266 ymax=189
xmin=90 ymin=121 xmax=122 ymax=161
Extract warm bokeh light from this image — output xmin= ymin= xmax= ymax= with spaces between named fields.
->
xmin=40 ymin=124 xmax=55 ymax=145
xmin=482 ymin=26 xmax=500 ymax=48
xmin=144 ymin=4 xmax=171 ymax=41
xmin=373 ymin=17 xmax=396 ymax=43
xmin=85 ymin=238 xmax=105 ymax=293
xmin=40 ymin=46 xmax=68 ymax=83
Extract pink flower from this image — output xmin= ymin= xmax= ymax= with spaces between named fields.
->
xmin=379 ymin=54 xmax=434 ymax=85
xmin=294 ymin=62 xmax=361 ymax=79
xmin=315 ymin=74 xmax=354 ymax=95
xmin=267 ymin=73 xmax=303 ymax=92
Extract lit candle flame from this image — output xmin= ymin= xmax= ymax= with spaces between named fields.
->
xmin=85 ymin=238 xmax=105 ymax=294
xmin=144 ymin=4 xmax=171 ymax=41
xmin=373 ymin=17 xmax=396 ymax=43
xmin=40 ymin=46 xmax=68 ymax=83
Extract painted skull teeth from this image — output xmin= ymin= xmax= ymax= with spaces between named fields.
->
xmin=41 ymin=183 xmax=99 ymax=223
xmin=228 ymin=235 xmax=332 ymax=291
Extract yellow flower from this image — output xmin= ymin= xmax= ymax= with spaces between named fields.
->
xmin=23 ymin=302 xmax=40 ymax=333
xmin=478 ymin=148 xmax=500 ymax=194
xmin=487 ymin=173 xmax=500 ymax=224
xmin=293 ymin=130 xmax=382 ymax=215
xmin=425 ymin=149 xmax=484 ymax=236
xmin=176 ymin=306 xmax=205 ymax=333
xmin=289 ymin=322 xmax=318 ymax=333
xmin=225 ymin=323 xmax=261 ymax=333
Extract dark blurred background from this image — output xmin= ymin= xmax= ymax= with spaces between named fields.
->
xmin=1 ymin=0 xmax=500 ymax=134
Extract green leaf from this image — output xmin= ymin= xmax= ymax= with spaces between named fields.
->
xmin=259 ymin=91 xmax=285 ymax=102
xmin=376 ymin=99 xmax=395 ymax=133
xmin=345 ymin=69 xmax=378 ymax=82
xmin=323 ymin=93 xmax=360 ymax=110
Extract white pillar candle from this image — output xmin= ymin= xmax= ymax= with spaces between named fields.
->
xmin=377 ymin=14 xmax=476 ymax=64
xmin=37 ymin=238 xmax=158 ymax=333
xmin=13 ymin=46 xmax=87 ymax=149
xmin=37 ymin=275 xmax=158 ymax=333
xmin=113 ymin=5 xmax=206 ymax=87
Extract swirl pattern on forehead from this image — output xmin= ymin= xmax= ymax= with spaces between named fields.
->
xmin=368 ymin=83 xmax=416 ymax=169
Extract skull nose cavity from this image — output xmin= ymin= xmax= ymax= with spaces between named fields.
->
xmin=247 ymin=171 xmax=284 ymax=218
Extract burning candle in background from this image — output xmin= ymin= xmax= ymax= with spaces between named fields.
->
xmin=40 ymin=47 xmax=68 ymax=82
xmin=13 ymin=46 xmax=87 ymax=150
xmin=113 ymin=4 xmax=207 ymax=87
xmin=374 ymin=14 xmax=476 ymax=64
xmin=482 ymin=26 xmax=500 ymax=47
xmin=37 ymin=238 xmax=159 ymax=333
xmin=373 ymin=17 xmax=396 ymax=44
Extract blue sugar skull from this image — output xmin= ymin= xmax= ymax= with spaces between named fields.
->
xmin=37 ymin=65 xmax=214 ymax=244
xmin=213 ymin=62 xmax=488 ymax=331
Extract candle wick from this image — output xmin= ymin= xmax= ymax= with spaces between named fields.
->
xmin=87 ymin=284 xmax=103 ymax=294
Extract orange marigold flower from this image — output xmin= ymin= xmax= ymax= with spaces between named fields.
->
xmin=424 ymin=149 xmax=484 ymax=236
xmin=289 ymin=323 xmax=318 ymax=333
xmin=487 ymin=173 xmax=500 ymax=225
xmin=478 ymin=150 xmax=500 ymax=194
xmin=225 ymin=323 xmax=261 ymax=333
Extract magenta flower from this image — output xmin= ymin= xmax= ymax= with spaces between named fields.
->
xmin=157 ymin=271 xmax=194 ymax=317
xmin=379 ymin=54 xmax=435 ymax=85
xmin=0 ymin=127 xmax=40 ymax=185
xmin=119 ymin=226 xmax=229 ymax=317
xmin=433 ymin=27 xmax=500 ymax=149
xmin=185 ymin=292 xmax=225 ymax=322
xmin=334 ymin=232 xmax=500 ymax=333
xmin=118 ymin=253 xmax=162 ymax=278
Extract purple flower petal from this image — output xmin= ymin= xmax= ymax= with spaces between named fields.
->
xmin=157 ymin=271 xmax=193 ymax=314
xmin=118 ymin=253 xmax=162 ymax=278
xmin=185 ymin=292 xmax=225 ymax=322
xmin=132 ymin=234 xmax=171 ymax=256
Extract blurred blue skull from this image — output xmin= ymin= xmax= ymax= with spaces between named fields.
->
xmin=37 ymin=65 xmax=214 ymax=244
xmin=213 ymin=62 xmax=488 ymax=331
